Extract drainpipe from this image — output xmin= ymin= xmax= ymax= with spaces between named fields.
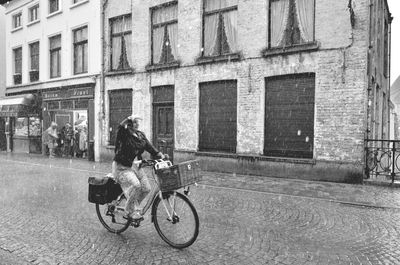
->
xmin=101 ymin=0 xmax=108 ymax=141
xmin=388 ymin=14 xmax=392 ymax=140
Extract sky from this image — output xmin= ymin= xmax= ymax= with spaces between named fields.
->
xmin=389 ymin=0 xmax=400 ymax=85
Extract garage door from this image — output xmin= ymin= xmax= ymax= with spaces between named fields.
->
xmin=264 ymin=73 xmax=315 ymax=158
xmin=199 ymin=80 xmax=237 ymax=153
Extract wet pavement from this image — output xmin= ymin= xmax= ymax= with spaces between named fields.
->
xmin=1 ymin=153 xmax=400 ymax=264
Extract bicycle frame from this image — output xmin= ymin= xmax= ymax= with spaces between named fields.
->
xmin=116 ymin=159 xmax=184 ymax=223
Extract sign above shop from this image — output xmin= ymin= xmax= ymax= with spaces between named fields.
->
xmin=43 ymin=87 xmax=94 ymax=101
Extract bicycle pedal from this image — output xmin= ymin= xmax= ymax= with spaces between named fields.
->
xmin=130 ymin=217 xmax=144 ymax=227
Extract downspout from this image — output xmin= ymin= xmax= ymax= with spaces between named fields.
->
xmin=365 ymin=0 xmax=373 ymax=179
xmin=101 ymin=0 xmax=108 ymax=141
xmin=388 ymin=15 xmax=392 ymax=140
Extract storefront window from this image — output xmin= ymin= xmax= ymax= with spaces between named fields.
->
xmin=29 ymin=117 xmax=41 ymax=136
xmin=13 ymin=117 xmax=42 ymax=137
xmin=14 ymin=117 xmax=29 ymax=136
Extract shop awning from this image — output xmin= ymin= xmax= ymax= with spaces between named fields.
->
xmin=0 ymin=94 xmax=38 ymax=117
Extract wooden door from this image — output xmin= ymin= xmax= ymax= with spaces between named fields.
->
xmin=0 ymin=118 xmax=6 ymax=151
xmin=264 ymin=73 xmax=315 ymax=158
xmin=153 ymin=86 xmax=174 ymax=161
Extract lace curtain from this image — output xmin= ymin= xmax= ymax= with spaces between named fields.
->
xmin=223 ymin=11 xmax=237 ymax=53
xmin=204 ymin=14 xmax=219 ymax=56
xmin=152 ymin=4 xmax=178 ymax=64
xmin=295 ymin=0 xmax=314 ymax=42
xmin=270 ymin=0 xmax=289 ymax=47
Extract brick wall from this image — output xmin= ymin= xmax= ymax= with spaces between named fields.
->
xmin=101 ymin=0 xmax=376 ymax=182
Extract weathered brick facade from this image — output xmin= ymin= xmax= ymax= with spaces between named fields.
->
xmin=100 ymin=0 xmax=391 ymax=182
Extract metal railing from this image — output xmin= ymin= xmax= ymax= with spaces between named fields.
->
xmin=365 ymin=139 xmax=400 ymax=183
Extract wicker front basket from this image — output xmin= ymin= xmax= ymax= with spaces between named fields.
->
xmin=156 ymin=160 xmax=202 ymax=191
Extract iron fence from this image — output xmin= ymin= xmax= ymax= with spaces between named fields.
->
xmin=365 ymin=139 xmax=400 ymax=183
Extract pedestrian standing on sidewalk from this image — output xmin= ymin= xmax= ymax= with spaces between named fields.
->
xmin=112 ymin=116 xmax=165 ymax=221
xmin=44 ymin=122 xmax=58 ymax=158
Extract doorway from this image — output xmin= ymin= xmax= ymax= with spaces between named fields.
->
xmin=152 ymin=86 xmax=174 ymax=161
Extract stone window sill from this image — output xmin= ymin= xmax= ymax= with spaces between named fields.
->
xmin=263 ymin=42 xmax=319 ymax=57
xmin=11 ymin=26 xmax=23 ymax=33
xmin=70 ymin=0 xmax=89 ymax=9
xmin=27 ymin=20 xmax=40 ymax=27
xmin=145 ymin=61 xmax=180 ymax=72
xmin=196 ymin=53 xmax=241 ymax=65
xmin=176 ymin=149 xmax=316 ymax=165
xmin=47 ymin=10 xmax=63 ymax=19
xmin=105 ymin=69 xmax=134 ymax=77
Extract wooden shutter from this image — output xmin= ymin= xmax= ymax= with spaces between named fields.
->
xmin=199 ymin=80 xmax=237 ymax=153
xmin=264 ymin=73 xmax=315 ymax=158
xmin=109 ymin=89 xmax=132 ymax=145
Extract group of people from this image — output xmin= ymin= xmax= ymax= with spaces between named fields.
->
xmin=44 ymin=122 xmax=88 ymax=158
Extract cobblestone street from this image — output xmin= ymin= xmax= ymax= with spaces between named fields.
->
xmin=1 ymin=154 xmax=400 ymax=264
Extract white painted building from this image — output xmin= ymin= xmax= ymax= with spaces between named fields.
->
xmin=1 ymin=0 xmax=101 ymax=157
xmin=0 ymin=5 xmax=5 ymax=97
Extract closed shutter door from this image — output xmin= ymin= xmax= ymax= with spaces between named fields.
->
xmin=264 ymin=73 xmax=315 ymax=158
xmin=109 ymin=89 xmax=132 ymax=145
xmin=199 ymin=80 xmax=237 ymax=153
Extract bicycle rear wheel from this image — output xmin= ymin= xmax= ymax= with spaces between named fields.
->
xmin=96 ymin=196 xmax=131 ymax=234
xmin=152 ymin=192 xmax=199 ymax=249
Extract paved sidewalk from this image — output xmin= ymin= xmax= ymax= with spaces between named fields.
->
xmin=2 ymin=152 xmax=400 ymax=210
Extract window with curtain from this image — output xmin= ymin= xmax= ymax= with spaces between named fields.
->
xmin=49 ymin=35 xmax=61 ymax=78
xmin=29 ymin=5 xmax=39 ymax=22
xmin=151 ymin=2 xmax=178 ymax=65
xmin=269 ymin=0 xmax=315 ymax=48
xmin=13 ymin=47 xmax=22 ymax=85
xmin=13 ymin=48 xmax=22 ymax=74
xmin=73 ymin=26 xmax=88 ymax=74
xmin=110 ymin=14 xmax=132 ymax=71
xmin=202 ymin=0 xmax=238 ymax=57
xmin=29 ymin=42 xmax=40 ymax=82
xmin=49 ymin=0 xmax=59 ymax=14
xmin=12 ymin=13 xmax=22 ymax=29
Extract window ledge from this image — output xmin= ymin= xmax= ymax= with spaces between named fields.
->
xmin=70 ymin=0 xmax=89 ymax=9
xmin=176 ymin=149 xmax=316 ymax=165
xmin=47 ymin=10 xmax=63 ymax=19
xmin=11 ymin=26 xmax=23 ymax=33
xmin=263 ymin=42 xmax=319 ymax=57
xmin=196 ymin=53 xmax=241 ymax=65
xmin=27 ymin=20 xmax=40 ymax=27
xmin=105 ymin=69 xmax=134 ymax=77
xmin=106 ymin=145 xmax=115 ymax=150
xmin=145 ymin=61 xmax=180 ymax=72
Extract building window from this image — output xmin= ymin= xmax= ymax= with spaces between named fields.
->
xmin=49 ymin=0 xmax=60 ymax=14
xmin=199 ymin=80 xmax=237 ymax=153
xmin=49 ymin=35 xmax=61 ymax=78
xmin=13 ymin=47 xmax=22 ymax=85
xmin=264 ymin=73 xmax=315 ymax=159
xmin=151 ymin=2 xmax=178 ymax=65
xmin=29 ymin=4 xmax=40 ymax=22
xmin=384 ymin=20 xmax=389 ymax=77
xmin=110 ymin=14 xmax=132 ymax=71
xmin=73 ymin=26 xmax=88 ymax=74
xmin=29 ymin=42 xmax=40 ymax=82
xmin=12 ymin=13 xmax=22 ymax=29
xmin=109 ymin=89 xmax=132 ymax=145
xmin=268 ymin=0 xmax=315 ymax=48
xmin=202 ymin=0 xmax=238 ymax=57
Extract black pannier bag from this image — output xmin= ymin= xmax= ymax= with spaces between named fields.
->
xmin=88 ymin=176 xmax=123 ymax=205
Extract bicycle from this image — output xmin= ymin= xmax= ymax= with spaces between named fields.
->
xmin=94 ymin=159 xmax=200 ymax=249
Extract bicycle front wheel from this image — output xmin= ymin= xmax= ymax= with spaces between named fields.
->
xmin=152 ymin=192 xmax=199 ymax=249
xmin=96 ymin=198 xmax=131 ymax=234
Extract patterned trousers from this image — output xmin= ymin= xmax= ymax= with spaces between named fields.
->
xmin=112 ymin=161 xmax=151 ymax=214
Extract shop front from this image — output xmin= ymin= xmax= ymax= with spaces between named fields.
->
xmin=42 ymin=85 xmax=95 ymax=160
xmin=0 ymin=94 xmax=42 ymax=154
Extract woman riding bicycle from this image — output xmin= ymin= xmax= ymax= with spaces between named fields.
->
xmin=112 ymin=115 xmax=165 ymax=221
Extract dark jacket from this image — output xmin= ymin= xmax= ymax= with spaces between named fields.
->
xmin=113 ymin=125 xmax=159 ymax=167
